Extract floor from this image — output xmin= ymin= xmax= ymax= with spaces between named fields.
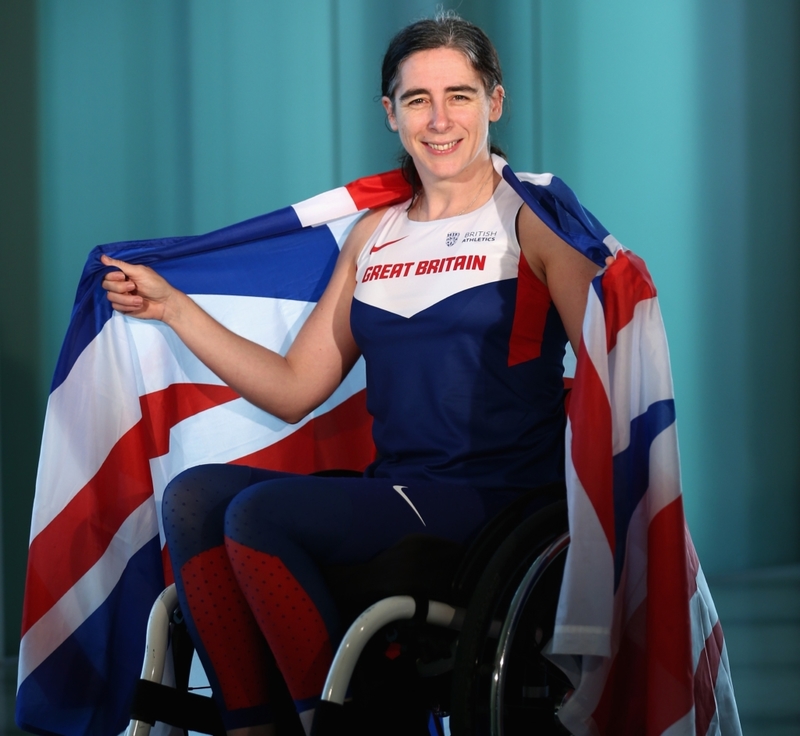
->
xmin=1 ymin=567 xmax=798 ymax=735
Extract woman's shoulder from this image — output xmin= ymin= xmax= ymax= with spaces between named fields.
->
xmin=357 ymin=205 xmax=394 ymax=232
xmin=340 ymin=205 xmax=396 ymax=261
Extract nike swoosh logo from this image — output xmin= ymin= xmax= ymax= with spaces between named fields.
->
xmin=370 ymin=236 xmax=407 ymax=254
xmin=392 ymin=485 xmax=426 ymax=526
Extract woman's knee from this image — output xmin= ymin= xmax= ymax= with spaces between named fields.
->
xmin=161 ymin=464 xmax=260 ymax=564
xmin=222 ymin=479 xmax=308 ymax=550
xmin=223 ymin=477 xmax=354 ymax=559
xmin=163 ymin=464 xmax=251 ymax=518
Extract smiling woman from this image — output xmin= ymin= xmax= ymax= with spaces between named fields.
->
xmin=99 ymin=10 xmax=602 ymax=736
xmin=380 ymin=17 xmax=506 ymax=214
xmin=382 ymin=47 xmax=505 ymax=217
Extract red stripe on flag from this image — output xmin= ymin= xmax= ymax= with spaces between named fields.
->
xmin=602 ymin=251 xmax=657 ymax=352
xmin=569 ymin=341 xmax=615 ymax=549
xmin=646 ymin=496 xmax=695 ymax=734
xmin=695 ymin=620 xmax=725 ymax=736
xmin=592 ymin=601 xmax=648 ymax=735
xmin=21 ymin=383 xmax=238 ymax=636
xmin=232 ymin=390 xmax=374 ymax=473
xmin=592 ymin=497 xmax=695 ymax=735
xmin=344 ymin=169 xmax=411 ymax=211
xmin=140 ymin=384 xmax=239 ymax=457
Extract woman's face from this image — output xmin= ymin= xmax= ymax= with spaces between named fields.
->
xmin=382 ymin=47 xmax=504 ymax=185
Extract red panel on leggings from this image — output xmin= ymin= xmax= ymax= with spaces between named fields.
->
xmin=226 ymin=538 xmax=333 ymax=702
xmin=180 ymin=547 xmax=271 ymax=710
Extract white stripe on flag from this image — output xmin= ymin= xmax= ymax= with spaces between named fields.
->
xmin=553 ymin=652 xmax=611 ymax=736
xmin=556 ymin=424 xmax=615 ymax=657
xmin=127 ymin=295 xmax=316 ymax=396
xmin=607 ymin=297 xmax=673 ymax=457
xmin=19 ymin=497 xmax=159 ymax=682
xmin=647 ymin=423 xmax=683 ymax=521
xmin=690 ymin=587 xmax=713 ymax=674
xmin=582 ymin=287 xmax=612 ymax=403
xmin=603 ymin=234 xmax=624 ymax=256
xmin=516 ymin=171 xmax=555 ymax=187
xmin=292 ymin=188 xmax=359 ymax=227
xmin=660 ymin=709 xmax=694 ymax=736
xmin=326 ymin=214 xmax=362 ymax=247
xmin=690 ymin=566 xmax=720 ymax=672
xmin=618 ymin=496 xmax=650 ymax=622
xmin=714 ymin=645 xmax=742 ymax=736
xmin=31 ymin=317 xmax=142 ymax=539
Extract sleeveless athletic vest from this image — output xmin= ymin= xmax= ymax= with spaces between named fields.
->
xmin=350 ymin=175 xmax=568 ymax=489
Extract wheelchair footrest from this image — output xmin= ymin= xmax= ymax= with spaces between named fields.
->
xmin=130 ymin=679 xmax=225 ymax=735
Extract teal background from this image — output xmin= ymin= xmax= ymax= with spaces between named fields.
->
xmin=1 ymin=2 xmax=798 ymax=720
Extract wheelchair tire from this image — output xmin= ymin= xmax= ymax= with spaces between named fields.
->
xmin=449 ymin=500 xmax=571 ymax=736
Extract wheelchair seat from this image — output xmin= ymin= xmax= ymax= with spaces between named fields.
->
xmin=127 ymin=483 xmax=571 ymax=736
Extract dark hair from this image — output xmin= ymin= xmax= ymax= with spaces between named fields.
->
xmin=381 ymin=11 xmax=506 ymax=198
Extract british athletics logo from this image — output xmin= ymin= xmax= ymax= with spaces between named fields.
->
xmin=461 ymin=229 xmax=497 ymax=242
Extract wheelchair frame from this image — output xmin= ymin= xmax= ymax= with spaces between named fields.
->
xmin=127 ymin=501 xmax=570 ymax=736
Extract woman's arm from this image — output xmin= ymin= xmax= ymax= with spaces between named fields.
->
xmin=102 ymin=208 xmax=386 ymax=423
xmin=516 ymin=203 xmax=605 ymax=353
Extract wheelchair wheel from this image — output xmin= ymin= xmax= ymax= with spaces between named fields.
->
xmin=449 ymin=501 xmax=571 ymax=736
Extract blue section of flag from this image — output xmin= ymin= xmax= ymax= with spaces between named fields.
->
xmin=16 ymin=536 xmax=164 ymax=736
xmin=51 ymin=207 xmax=342 ymax=392
xmin=500 ymin=166 xmax=612 ymax=267
xmin=611 ymin=399 xmax=676 ymax=590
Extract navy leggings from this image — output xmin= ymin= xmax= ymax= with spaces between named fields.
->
xmin=162 ymin=464 xmax=525 ymax=729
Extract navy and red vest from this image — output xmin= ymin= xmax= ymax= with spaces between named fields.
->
xmin=351 ymin=177 xmax=568 ymax=489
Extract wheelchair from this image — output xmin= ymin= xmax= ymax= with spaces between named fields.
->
xmin=126 ymin=482 xmax=572 ymax=736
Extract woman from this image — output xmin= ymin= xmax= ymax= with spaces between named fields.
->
xmin=102 ymin=13 xmax=602 ymax=736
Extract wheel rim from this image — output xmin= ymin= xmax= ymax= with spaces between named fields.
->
xmin=490 ymin=532 xmax=570 ymax=736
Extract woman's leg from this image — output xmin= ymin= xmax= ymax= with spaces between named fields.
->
xmin=162 ymin=463 xmax=296 ymax=732
xmin=223 ymin=475 xmax=521 ymax=731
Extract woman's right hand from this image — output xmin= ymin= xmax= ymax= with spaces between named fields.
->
xmin=100 ymin=254 xmax=177 ymax=321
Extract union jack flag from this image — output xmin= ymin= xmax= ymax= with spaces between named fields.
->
xmin=17 ymin=160 xmax=740 ymax=736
